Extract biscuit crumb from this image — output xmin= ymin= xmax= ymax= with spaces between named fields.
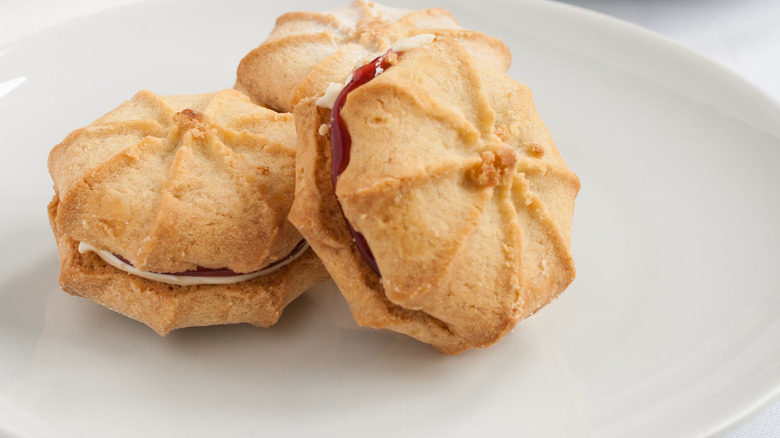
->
xmin=469 ymin=146 xmax=517 ymax=187
xmin=495 ymin=125 xmax=510 ymax=142
xmin=318 ymin=123 xmax=330 ymax=136
xmin=525 ymin=143 xmax=545 ymax=158
xmin=385 ymin=51 xmax=399 ymax=65
xmin=173 ymin=109 xmax=210 ymax=138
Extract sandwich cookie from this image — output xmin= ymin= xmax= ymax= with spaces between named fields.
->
xmin=235 ymin=0 xmax=511 ymax=113
xmin=48 ymin=89 xmax=329 ymax=335
xmin=290 ymin=38 xmax=580 ymax=354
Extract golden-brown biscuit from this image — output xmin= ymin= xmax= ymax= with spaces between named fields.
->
xmin=48 ymin=89 xmax=329 ymax=334
xmin=289 ymin=38 xmax=579 ymax=354
xmin=235 ymin=0 xmax=511 ymax=113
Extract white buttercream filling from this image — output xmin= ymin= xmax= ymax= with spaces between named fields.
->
xmin=316 ymin=82 xmax=346 ymax=110
xmin=77 ymin=241 xmax=309 ymax=286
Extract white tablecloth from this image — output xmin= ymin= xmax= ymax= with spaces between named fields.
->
xmin=1 ymin=0 xmax=778 ymax=436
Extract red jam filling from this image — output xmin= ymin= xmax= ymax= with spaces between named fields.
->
xmin=114 ymin=239 xmax=308 ymax=277
xmin=329 ymin=51 xmax=398 ymax=276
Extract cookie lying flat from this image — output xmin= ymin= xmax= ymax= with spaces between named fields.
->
xmin=289 ymin=38 xmax=580 ymax=354
xmin=235 ymin=0 xmax=510 ymax=113
xmin=47 ymin=89 xmax=329 ymax=335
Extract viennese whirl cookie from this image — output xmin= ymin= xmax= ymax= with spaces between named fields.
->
xmin=48 ymin=89 xmax=329 ymax=335
xmin=290 ymin=37 xmax=580 ymax=354
xmin=235 ymin=0 xmax=511 ymax=113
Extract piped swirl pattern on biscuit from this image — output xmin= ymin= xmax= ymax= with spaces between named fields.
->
xmin=290 ymin=38 xmax=579 ymax=354
xmin=235 ymin=0 xmax=511 ymax=113
xmin=47 ymin=89 xmax=329 ymax=334
xmin=49 ymin=89 xmax=303 ymax=274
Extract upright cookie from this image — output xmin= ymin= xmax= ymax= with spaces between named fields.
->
xmin=290 ymin=38 xmax=579 ymax=354
xmin=48 ymin=89 xmax=329 ymax=335
xmin=235 ymin=0 xmax=510 ymax=113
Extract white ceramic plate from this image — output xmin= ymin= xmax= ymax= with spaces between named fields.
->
xmin=1 ymin=0 xmax=779 ymax=437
